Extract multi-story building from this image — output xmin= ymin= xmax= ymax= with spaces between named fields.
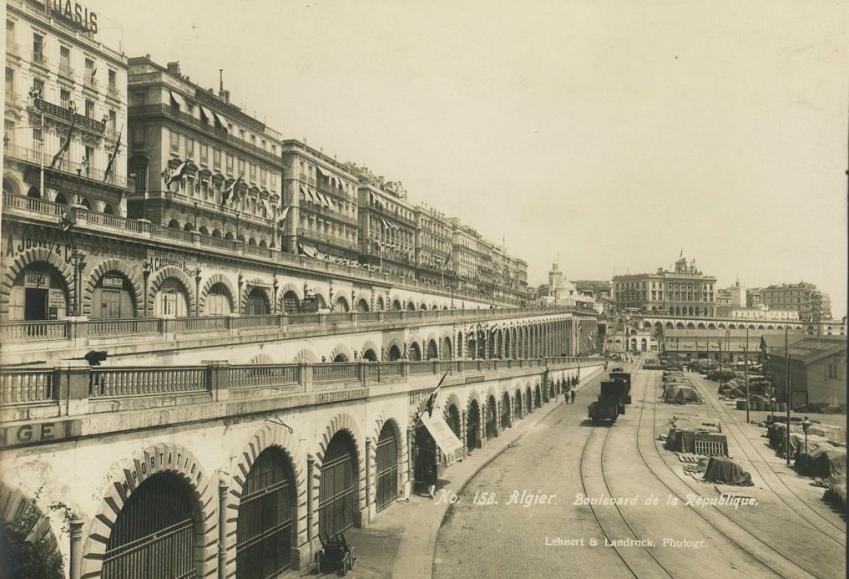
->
xmin=759 ymin=282 xmax=832 ymax=324
xmin=355 ymin=169 xmax=416 ymax=279
xmin=126 ymin=57 xmax=285 ymax=276
xmin=4 ymin=0 xmax=128 ymax=320
xmin=450 ymin=221 xmax=494 ymax=300
xmin=414 ymin=204 xmax=454 ymax=286
xmin=747 ymin=287 xmax=762 ymax=308
xmin=282 ymin=140 xmax=359 ymax=262
xmin=612 ymin=255 xmax=716 ymax=317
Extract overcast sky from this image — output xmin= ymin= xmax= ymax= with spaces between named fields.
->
xmin=89 ymin=0 xmax=848 ymax=316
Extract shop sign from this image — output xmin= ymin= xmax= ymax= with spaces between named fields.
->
xmin=0 ymin=419 xmax=82 ymax=449
xmin=4 ymin=224 xmax=75 ymax=264
xmin=48 ymin=289 xmax=65 ymax=305
xmin=49 ymin=1 xmax=98 ymax=34
xmin=101 ymin=275 xmax=124 ymax=289
xmin=148 ymin=251 xmax=193 ymax=276
xmin=24 ymin=271 xmax=49 ymax=288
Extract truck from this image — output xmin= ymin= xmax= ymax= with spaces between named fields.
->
xmin=589 ymin=380 xmax=627 ymax=424
xmin=608 ymin=372 xmax=632 ymax=404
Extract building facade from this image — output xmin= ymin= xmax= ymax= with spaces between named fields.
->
xmin=414 ymin=204 xmax=454 ymax=286
xmin=612 ymin=255 xmax=716 ymax=317
xmin=765 ymin=335 xmax=846 ymax=411
xmin=4 ymin=0 xmax=128 ymax=321
xmin=759 ymin=282 xmax=832 ymax=324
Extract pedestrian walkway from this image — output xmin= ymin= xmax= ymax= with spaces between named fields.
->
xmin=337 ymin=374 xmax=599 ymax=579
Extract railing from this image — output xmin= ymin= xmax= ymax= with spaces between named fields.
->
xmin=4 ymin=144 xmax=126 ymax=186
xmin=89 ymin=319 xmax=161 ymax=338
xmin=228 ymin=365 xmax=299 ymax=389
xmin=1 ymin=355 xmax=602 ymax=412
xmin=0 ymin=369 xmax=55 ymax=405
xmin=0 ymin=320 xmax=68 ymax=341
xmin=0 ymin=305 xmax=584 ymax=345
xmin=313 ymin=363 xmax=359 ymax=383
xmin=89 ymin=366 xmax=207 ymax=397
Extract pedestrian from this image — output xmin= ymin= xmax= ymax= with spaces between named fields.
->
xmin=424 ymin=459 xmax=437 ymax=499
xmin=570 ymin=389 xmax=576 ymax=404
xmin=564 ymin=388 xmax=570 ymax=404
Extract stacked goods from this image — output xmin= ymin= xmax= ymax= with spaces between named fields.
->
xmin=824 ymin=477 xmax=847 ymax=510
xmin=703 ymin=456 xmax=753 ymax=486
xmin=794 ymin=448 xmax=847 ymax=479
xmin=665 ymin=418 xmax=725 ymax=453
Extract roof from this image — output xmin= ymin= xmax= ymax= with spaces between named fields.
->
xmin=768 ymin=335 xmax=846 ymax=365
xmin=760 ymin=333 xmax=807 ymax=351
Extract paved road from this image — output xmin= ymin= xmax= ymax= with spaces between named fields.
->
xmin=433 ymin=361 xmax=836 ymax=579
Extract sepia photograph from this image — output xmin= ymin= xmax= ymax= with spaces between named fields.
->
xmin=0 ymin=1 xmax=846 ymax=578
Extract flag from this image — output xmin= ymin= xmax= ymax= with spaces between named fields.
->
xmin=424 ymin=372 xmax=449 ymax=418
xmin=162 ymin=159 xmax=190 ymax=188
xmin=50 ymin=113 xmax=77 ymax=169
xmin=220 ymin=174 xmax=242 ymax=207
xmin=103 ymin=124 xmax=123 ymax=182
xmin=442 ymin=246 xmax=454 ymax=270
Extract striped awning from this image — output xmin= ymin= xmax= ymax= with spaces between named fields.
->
xmin=169 ymin=90 xmax=186 ymax=109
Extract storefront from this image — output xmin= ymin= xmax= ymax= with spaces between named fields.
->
xmin=9 ymin=265 xmax=69 ymax=321
xmin=91 ymin=273 xmax=136 ymax=319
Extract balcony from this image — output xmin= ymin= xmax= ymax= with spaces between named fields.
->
xmin=2 ymin=192 xmax=537 ymax=309
xmin=129 ymin=104 xmax=280 ymax=166
xmin=33 ymin=98 xmax=106 ymax=134
xmin=4 ymin=144 xmax=126 ymax=188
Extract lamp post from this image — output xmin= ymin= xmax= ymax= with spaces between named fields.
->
xmin=802 ymin=416 xmax=811 ymax=456
xmin=142 ymin=261 xmax=151 ymax=317
xmin=71 ymin=250 xmax=86 ymax=317
xmin=194 ymin=265 xmax=202 ymax=317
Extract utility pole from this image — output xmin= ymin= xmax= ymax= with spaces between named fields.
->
xmin=718 ymin=338 xmax=724 ymax=392
xmin=744 ymin=325 xmax=750 ymax=423
xmin=785 ymin=324 xmax=791 ymax=466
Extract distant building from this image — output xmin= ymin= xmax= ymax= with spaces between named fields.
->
xmin=760 ymin=282 xmax=832 ymax=324
xmin=536 ymin=263 xmax=596 ymax=310
xmin=746 ymin=288 xmax=762 ymax=308
xmin=764 ymin=335 xmax=846 ymax=411
xmin=612 ymin=255 xmax=717 ymax=317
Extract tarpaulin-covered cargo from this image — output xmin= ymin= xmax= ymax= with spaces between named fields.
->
xmin=795 ymin=448 xmax=847 ymax=479
xmin=665 ymin=419 xmax=724 ymax=453
xmin=703 ymin=456 xmax=753 ymax=486
xmin=824 ymin=476 xmax=847 ymax=510
xmin=664 ymin=384 xmax=701 ymax=404
xmin=808 ymin=424 xmax=846 ymax=446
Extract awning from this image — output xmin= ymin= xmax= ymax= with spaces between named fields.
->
xmin=261 ymin=198 xmax=272 ymax=217
xmin=420 ymin=411 xmax=464 ymax=457
xmin=199 ymin=105 xmax=214 ymax=123
xmin=169 ymin=90 xmax=186 ymax=109
xmin=298 ymin=243 xmax=318 ymax=258
xmin=316 ymin=165 xmax=329 ymax=178
xmin=213 ymin=111 xmax=227 ymax=128
xmin=319 ymin=192 xmax=331 ymax=208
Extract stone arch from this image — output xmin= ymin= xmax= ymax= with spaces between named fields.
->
xmin=408 ymin=341 xmax=423 ymax=362
xmin=81 ymin=259 xmax=144 ymax=317
xmin=241 ymin=284 xmax=272 ymax=315
xmin=707 ymin=323 xmax=716 ymax=329
xmin=356 ymin=298 xmax=370 ymax=312
xmin=277 ymin=283 xmax=303 ymax=303
xmin=81 ymin=443 xmax=217 ymax=579
xmin=249 ymin=353 xmax=273 ymax=364
xmin=313 ymin=413 xmax=366 ymax=531
xmin=0 ymin=247 xmax=76 ymax=318
xmin=727 ymin=323 xmax=735 ymax=330
xmin=375 ymin=296 xmax=385 ymax=311
xmin=697 ymin=322 xmax=705 ymax=329
xmin=441 ymin=335 xmax=453 ymax=359
xmin=329 ymin=344 xmax=354 ymax=362
xmin=3 ymin=175 xmax=23 ymax=196
xmin=198 ymin=273 xmax=238 ymax=314
xmin=292 ymin=348 xmax=317 ymax=363
xmin=391 ymin=298 xmax=403 ymax=311
xmin=224 ymin=424 xmax=306 ymax=577
xmin=335 ymin=295 xmax=350 ymax=313
xmin=146 ymin=266 xmax=197 ymax=315
xmin=406 ymin=300 xmax=416 ymax=311
xmin=665 ymin=322 xmax=673 ymax=329
xmin=425 ymin=338 xmax=439 ymax=360
xmin=359 ymin=339 xmax=380 ymax=361
xmin=0 ymin=481 xmax=62 ymax=576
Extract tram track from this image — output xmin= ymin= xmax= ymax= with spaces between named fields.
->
xmin=577 ymin=358 xmax=675 ymax=579
xmin=634 ymin=369 xmax=824 ymax=579
xmin=689 ymin=375 xmax=845 ymax=544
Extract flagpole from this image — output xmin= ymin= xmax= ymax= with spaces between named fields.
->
xmin=40 ymin=103 xmax=44 ymax=197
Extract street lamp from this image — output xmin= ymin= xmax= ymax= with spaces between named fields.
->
xmin=142 ymin=261 xmax=151 ymax=317
xmin=801 ymin=416 xmax=812 ymax=455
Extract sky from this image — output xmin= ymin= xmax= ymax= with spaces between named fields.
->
xmin=88 ymin=0 xmax=848 ymax=317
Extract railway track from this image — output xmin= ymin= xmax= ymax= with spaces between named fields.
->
xmin=690 ymin=375 xmax=845 ymax=545
xmin=634 ymin=369 xmax=826 ymax=579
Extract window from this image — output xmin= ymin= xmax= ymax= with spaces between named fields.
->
xmin=4 ymin=120 xmax=14 ymax=147
xmin=200 ymin=143 xmax=208 ymax=164
xmin=32 ymin=128 xmax=42 ymax=151
xmin=60 ymin=89 xmax=71 ymax=109
xmin=108 ymin=109 xmax=116 ymax=132
xmin=84 ymin=145 xmax=94 ymax=174
xmin=59 ymin=45 xmax=71 ymax=70
xmin=169 ymin=129 xmax=179 ymax=153
xmin=33 ymin=33 xmax=44 ymax=63
xmin=213 ymin=147 xmax=221 ymax=168
xmin=226 ymin=153 xmax=234 ymax=173
xmin=132 ymin=127 xmax=144 ymax=146
xmin=85 ymin=99 xmax=94 ymax=118
xmin=4 ymin=68 xmax=13 ymax=100
xmin=6 ymin=20 xmax=14 ymax=48
xmin=85 ymin=58 xmax=95 ymax=84
xmin=108 ymin=69 xmax=117 ymax=93
xmin=186 ymin=137 xmax=195 ymax=159
xmin=827 ymin=359 xmax=839 ymax=380
xmin=32 ymin=78 xmax=44 ymax=99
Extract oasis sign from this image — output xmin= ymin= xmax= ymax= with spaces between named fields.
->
xmin=49 ymin=1 xmax=98 ymax=34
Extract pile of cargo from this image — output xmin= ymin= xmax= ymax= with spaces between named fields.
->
xmin=665 ymin=417 xmax=727 ymax=454
xmin=662 ymin=373 xmax=702 ymax=405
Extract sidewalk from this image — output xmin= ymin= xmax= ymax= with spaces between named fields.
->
xmin=338 ymin=374 xmax=599 ymax=579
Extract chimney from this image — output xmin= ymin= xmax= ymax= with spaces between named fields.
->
xmin=166 ymin=61 xmax=181 ymax=76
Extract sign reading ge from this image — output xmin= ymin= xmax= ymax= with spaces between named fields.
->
xmin=0 ymin=419 xmax=82 ymax=449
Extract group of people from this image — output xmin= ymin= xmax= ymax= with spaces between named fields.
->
xmin=564 ymin=388 xmax=576 ymax=404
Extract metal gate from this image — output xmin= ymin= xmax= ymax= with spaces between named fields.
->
xmin=485 ymin=397 xmax=497 ymax=439
xmin=319 ymin=437 xmax=357 ymax=537
xmin=376 ymin=427 xmax=398 ymax=511
xmin=236 ymin=449 xmax=293 ymax=578
xmin=102 ymin=474 xmax=196 ymax=579
xmin=412 ymin=424 xmax=436 ymax=494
